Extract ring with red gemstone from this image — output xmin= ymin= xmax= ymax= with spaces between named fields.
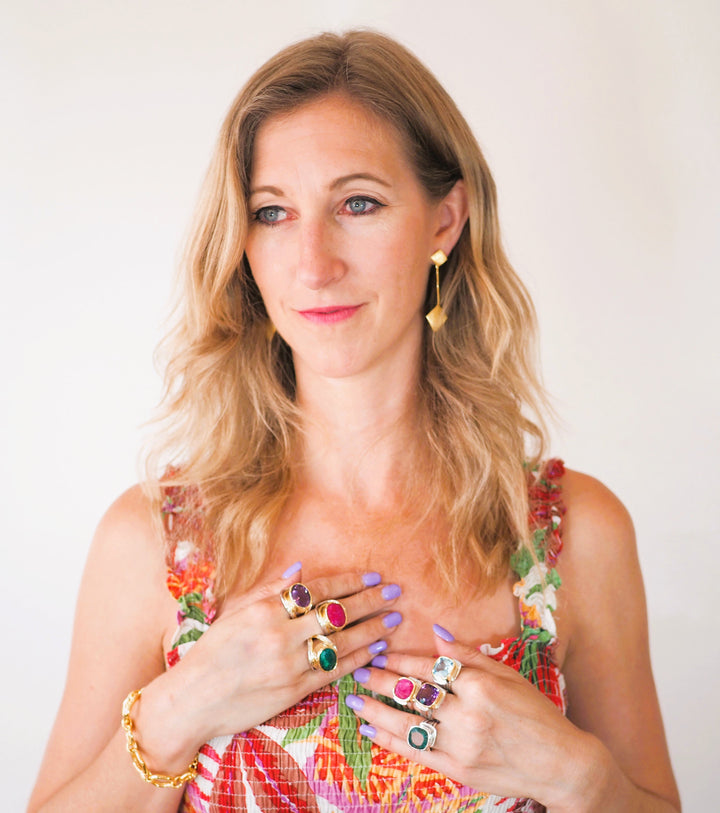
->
xmin=412 ymin=681 xmax=447 ymax=714
xmin=314 ymin=600 xmax=347 ymax=634
xmin=280 ymin=582 xmax=313 ymax=618
xmin=392 ymin=676 xmax=422 ymax=706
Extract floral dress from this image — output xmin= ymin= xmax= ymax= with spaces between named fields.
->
xmin=162 ymin=460 xmax=567 ymax=813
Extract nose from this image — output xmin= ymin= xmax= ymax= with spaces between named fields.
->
xmin=295 ymin=218 xmax=346 ymax=290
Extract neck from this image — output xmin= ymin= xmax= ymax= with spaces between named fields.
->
xmin=293 ymin=351 xmax=426 ymax=510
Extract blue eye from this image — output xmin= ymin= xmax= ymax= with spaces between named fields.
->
xmin=344 ymin=196 xmax=382 ymax=215
xmin=253 ymin=206 xmax=287 ymax=225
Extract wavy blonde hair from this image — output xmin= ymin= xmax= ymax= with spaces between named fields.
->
xmin=146 ymin=30 xmax=548 ymax=600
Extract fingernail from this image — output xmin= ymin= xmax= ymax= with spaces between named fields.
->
xmin=371 ymin=654 xmax=388 ymax=669
xmin=345 ymin=693 xmax=365 ymax=711
xmin=353 ymin=667 xmax=371 ymax=684
xmin=362 ymin=572 xmax=382 ymax=587
xmin=433 ymin=623 xmax=455 ymax=642
xmin=383 ymin=611 xmax=402 ymax=628
xmin=281 ymin=561 xmax=302 ymax=579
xmin=359 ymin=724 xmax=376 ymax=739
xmin=381 ymin=583 xmax=401 ymax=600
xmin=368 ymin=640 xmax=388 ymax=655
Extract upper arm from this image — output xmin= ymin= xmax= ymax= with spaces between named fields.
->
xmin=31 ymin=485 xmax=178 ymax=803
xmin=558 ymin=470 xmax=680 ymax=808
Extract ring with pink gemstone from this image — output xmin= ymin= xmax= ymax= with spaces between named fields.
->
xmin=412 ymin=681 xmax=447 ymax=714
xmin=280 ymin=582 xmax=313 ymax=618
xmin=314 ymin=600 xmax=348 ymax=634
xmin=392 ymin=676 xmax=422 ymax=706
xmin=431 ymin=656 xmax=462 ymax=689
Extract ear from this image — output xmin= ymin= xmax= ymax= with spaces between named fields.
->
xmin=433 ymin=180 xmax=469 ymax=256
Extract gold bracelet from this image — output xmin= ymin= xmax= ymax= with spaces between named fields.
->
xmin=121 ymin=688 xmax=199 ymax=789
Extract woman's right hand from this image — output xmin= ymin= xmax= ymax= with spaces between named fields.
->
xmin=135 ymin=565 xmax=402 ymax=769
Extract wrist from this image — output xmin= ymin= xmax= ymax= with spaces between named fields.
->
xmin=545 ymin=729 xmax=617 ymax=813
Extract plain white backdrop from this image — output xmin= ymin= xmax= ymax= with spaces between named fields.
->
xmin=3 ymin=1 xmax=718 ymax=809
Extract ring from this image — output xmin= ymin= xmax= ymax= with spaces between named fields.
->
xmin=432 ymin=656 xmax=462 ymax=689
xmin=407 ymin=719 xmax=438 ymax=751
xmin=307 ymin=635 xmax=338 ymax=672
xmin=412 ymin=682 xmax=447 ymax=714
xmin=392 ymin=676 xmax=422 ymax=706
xmin=280 ymin=583 xmax=313 ymax=618
xmin=315 ymin=600 xmax=348 ymax=634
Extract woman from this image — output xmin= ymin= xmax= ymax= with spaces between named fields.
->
xmin=28 ymin=30 xmax=680 ymax=813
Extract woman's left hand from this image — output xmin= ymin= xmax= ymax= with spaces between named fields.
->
xmin=346 ymin=634 xmax=599 ymax=811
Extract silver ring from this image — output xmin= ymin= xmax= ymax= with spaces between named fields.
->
xmin=407 ymin=719 xmax=437 ymax=751
xmin=431 ymin=656 xmax=462 ymax=689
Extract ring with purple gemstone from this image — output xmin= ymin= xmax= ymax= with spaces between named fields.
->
xmin=407 ymin=719 xmax=438 ymax=751
xmin=280 ymin=582 xmax=313 ymax=618
xmin=412 ymin=681 xmax=447 ymax=714
xmin=315 ymin=600 xmax=348 ymax=634
xmin=431 ymin=656 xmax=462 ymax=689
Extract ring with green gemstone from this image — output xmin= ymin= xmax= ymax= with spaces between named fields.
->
xmin=407 ymin=719 xmax=438 ymax=751
xmin=307 ymin=634 xmax=338 ymax=672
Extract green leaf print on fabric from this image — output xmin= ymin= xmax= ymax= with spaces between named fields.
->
xmin=337 ymin=674 xmax=372 ymax=789
xmin=281 ymin=711 xmax=325 ymax=747
xmin=177 ymin=591 xmax=207 ymax=623
xmin=175 ymin=627 xmax=205 ymax=647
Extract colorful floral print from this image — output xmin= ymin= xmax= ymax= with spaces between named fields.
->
xmin=164 ymin=460 xmax=566 ymax=812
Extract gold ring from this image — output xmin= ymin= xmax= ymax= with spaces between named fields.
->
xmin=407 ymin=719 xmax=437 ymax=751
xmin=307 ymin=635 xmax=338 ymax=672
xmin=431 ymin=656 xmax=462 ymax=689
xmin=412 ymin=682 xmax=447 ymax=714
xmin=392 ymin=676 xmax=422 ymax=706
xmin=315 ymin=600 xmax=348 ymax=634
xmin=280 ymin=582 xmax=313 ymax=618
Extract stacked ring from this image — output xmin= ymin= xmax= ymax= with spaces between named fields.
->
xmin=412 ymin=682 xmax=447 ymax=714
xmin=280 ymin=583 xmax=313 ymax=618
xmin=307 ymin=635 xmax=338 ymax=672
xmin=407 ymin=719 xmax=438 ymax=751
xmin=392 ymin=676 xmax=422 ymax=706
xmin=432 ymin=656 xmax=462 ymax=689
xmin=315 ymin=600 xmax=348 ymax=634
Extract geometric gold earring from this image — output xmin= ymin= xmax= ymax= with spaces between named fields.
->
xmin=425 ymin=249 xmax=448 ymax=332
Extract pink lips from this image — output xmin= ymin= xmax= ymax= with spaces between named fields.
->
xmin=298 ymin=305 xmax=362 ymax=324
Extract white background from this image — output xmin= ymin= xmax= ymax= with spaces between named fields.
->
xmin=3 ymin=1 xmax=718 ymax=809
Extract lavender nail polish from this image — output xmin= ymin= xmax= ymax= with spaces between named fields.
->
xmin=362 ymin=572 xmax=382 ymax=587
xmin=353 ymin=667 xmax=371 ymax=684
xmin=433 ymin=623 xmax=455 ymax=642
xmin=370 ymin=654 xmax=388 ymax=669
xmin=381 ymin=583 xmax=402 ymax=600
xmin=383 ymin=611 xmax=402 ymax=628
xmin=281 ymin=561 xmax=302 ymax=579
xmin=368 ymin=640 xmax=388 ymax=655
xmin=345 ymin=693 xmax=365 ymax=711
xmin=359 ymin=724 xmax=377 ymax=739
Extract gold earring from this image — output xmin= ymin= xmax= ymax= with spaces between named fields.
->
xmin=265 ymin=319 xmax=277 ymax=340
xmin=425 ymin=250 xmax=448 ymax=331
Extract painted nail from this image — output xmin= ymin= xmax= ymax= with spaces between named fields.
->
xmin=362 ymin=572 xmax=382 ymax=587
xmin=368 ymin=640 xmax=388 ymax=655
xmin=433 ymin=623 xmax=455 ymax=642
xmin=281 ymin=561 xmax=302 ymax=579
xmin=353 ymin=667 xmax=371 ymax=684
xmin=381 ymin=583 xmax=401 ymax=600
xmin=371 ymin=654 xmax=388 ymax=669
xmin=383 ymin=611 xmax=402 ymax=628
xmin=359 ymin=724 xmax=377 ymax=739
xmin=345 ymin=693 xmax=365 ymax=711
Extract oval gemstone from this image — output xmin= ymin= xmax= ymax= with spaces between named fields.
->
xmin=416 ymin=683 xmax=440 ymax=707
xmin=326 ymin=602 xmax=346 ymax=628
xmin=394 ymin=678 xmax=415 ymax=701
xmin=318 ymin=647 xmax=337 ymax=671
xmin=290 ymin=583 xmax=311 ymax=608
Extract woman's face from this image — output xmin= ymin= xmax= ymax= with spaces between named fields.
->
xmin=245 ymin=94 xmax=459 ymax=384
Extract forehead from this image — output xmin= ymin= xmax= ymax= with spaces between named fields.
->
xmin=250 ymin=94 xmax=414 ymax=183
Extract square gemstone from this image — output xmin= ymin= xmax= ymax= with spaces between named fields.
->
xmin=433 ymin=656 xmax=455 ymax=682
xmin=416 ymin=683 xmax=440 ymax=707
xmin=394 ymin=678 xmax=415 ymax=701
xmin=408 ymin=726 xmax=429 ymax=749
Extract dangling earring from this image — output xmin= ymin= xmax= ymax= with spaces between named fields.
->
xmin=425 ymin=249 xmax=448 ymax=331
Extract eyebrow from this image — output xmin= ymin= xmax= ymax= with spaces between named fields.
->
xmin=249 ymin=172 xmax=392 ymax=198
